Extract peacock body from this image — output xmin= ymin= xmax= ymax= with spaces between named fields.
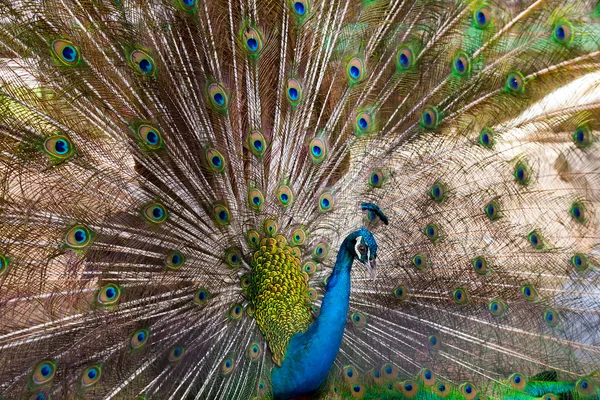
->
xmin=0 ymin=0 xmax=599 ymax=399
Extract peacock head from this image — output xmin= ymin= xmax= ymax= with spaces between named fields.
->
xmin=353 ymin=227 xmax=378 ymax=278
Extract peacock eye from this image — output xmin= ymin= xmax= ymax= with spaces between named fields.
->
xmin=358 ymin=245 xmax=367 ymax=255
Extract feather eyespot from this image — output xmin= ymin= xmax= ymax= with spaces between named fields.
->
xmin=355 ymin=111 xmax=374 ymax=135
xmin=65 ymin=225 xmax=93 ymax=249
xmin=484 ymin=201 xmax=500 ymax=220
xmin=303 ymin=262 xmax=317 ymax=275
xmin=247 ymin=230 xmax=261 ymax=248
xmin=291 ymin=228 xmax=307 ymax=246
xmin=307 ymin=287 xmax=318 ymax=301
xmin=571 ymin=253 xmax=590 ymax=273
xmin=130 ymin=50 xmax=155 ymax=76
xmin=434 ymin=382 xmax=451 ymax=398
xmin=309 ymin=137 xmax=327 ymax=163
xmin=369 ymin=169 xmax=383 ymax=188
xmin=313 ymin=242 xmax=329 ymax=260
xmin=514 ymin=162 xmax=530 ymax=185
xmin=80 ymin=365 xmax=102 ymax=388
xmin=178 ymin=0 xmax=196 ymax=11
xmin=528 ymin=230 xmax=544 ymax=249
xmin=264 ymin=219 xmax=278 ymax=236
xmin=247 ymin=341 xmax=262 ymax=361
xmin=429 ymin=182 xmax=446 ymax=202
xmin=165 ymin=250 xmax=185 ymax=270
xmin=394 ymin=285 xmax=408 ymax=301
xmin=169 ymin=346 xmax=184 ymax=362
xmin=508 ymin=373 xmax=526 ymax=390
xmin=351 ymin=312 xmax=367 ymax=327
xmin=248 ymin=130 xmax=268 ymax=157
xmin=506 ymin=71 xmax=525 ymax=93
xmin=206 ymin=148 xmax=226 ymax=173
xmin=228 ymin=303 xmax=243 ymax=319
xmin=424 ymin=224 xmax=440 ymax=242
xmin=32 ymin=361 xmax=56 ymax=386
xmin=573 ymin=125 xmax=593 ymax=148
xmin=400 ymin=380 xmax=418 ymax=398
xmin=452 ymin=288 xmax=469 ymax=305
xmin=520 ymin=284 xmax=539 ymax=302
xmin=194 ymin=288 xmax=209 ymax=305
xmin=213 ymin=203 xmax=231 ymax=225
xmin=240 ymin=274 xmax=251 ymax=290
xmin=44 ymin=135 xmax=75 ymax=161
xmin=343 ymin=365 xmax=358 ymax=383
xmin=570 ymin=202 xmax=585 ymax=223
xmin=346 ymin=57 xmax=366 ymax=84
xmin=460 ymin=382 xmax=477 ymax=400
xmin=318 ymin=192 xmax=334 ymax=212
xmin=396 ymin=46 xmax=414 ymax=70
xmin=142 ymin=202 xmax=168 ymax=224
xmin=224 ymin=249 xmax=242 ymax=268
xmin=248 ymin=187 xmax=265 ymax=211
xmin=478 ymin=128 xmax=495 ymax=148
xmin=411 ymin=254 xmax=429 ymax=270
xmin=207 ymin=82 xmax=229 ymax=110
xmin=474 ymin=6 xmax=491 ymax=29
xmin=576 ymin=377 xmax=595 ymax=395
xmin=488 ymin=299 xmax=507 ymax=317
xmin=421 ymin=106 xmax=440 ymax=129
xmin=30 ymin=391 xmax=50 ymax=400
xmin=420 ymin=368 xmax=436 ymax=386
xmin=553 ymin=20 xmax=573 ymax=44
xmin=275 ymin=185 xmax=294 ymax=208
xmin=137 ymin=124 xmax=163 ymax=150
xmin=543 ymin=308 xmax=559 ymax=327
xmin=0 ymin=254 xmax=10 ymax=276
xmin=452 ymin=52 xmax=470 ymax=77
xmin=130 ymin=328 xmax=150 ymax=349
xmin=472 ymin=256 xmax=488 ymax=275
xmin=97 ymin=283 xmax=121 ymax=306
xmin=243 ymin=26 xmax=264 ymax=55
xmin=221 ymin=356 xmax=235 ymax=375
xmin=428 ymin=334 xmax=441 ymax=350
xmin=291 ymin=0 xmax=310 ymax=17
xmin=52 ymin=39 xmax=80 ymax=66
xmin=286 ymin=78 xmax=303 ymax=105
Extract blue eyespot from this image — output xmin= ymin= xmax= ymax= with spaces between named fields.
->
xmin=139 ymin=58 xmax=153 ymax=74
xmin=40 ymin=365 xmax=52 ymax=377
xmin=74 ymin=229 xmax=87 ymax=244
xmin=137 ymin=331 xmax=146 ymax=342
xmin=213 ymin=93 xmax=225 ymax=106
xmin=425 ymin=371 xmax=432 ymax=379
xmin=146 ymin=130 xmax=159 ymax=145
xmin=349 ymin=65 xmax=360 ymax=79
xmin=555 ymin=26 xmax=565 ymax=41
xmin=312 ymin=145 xmax=322 ymax=156
xmin=54 ymin=139 xmax=69 ymax=154
xmin=62 ymin=46 xmax=76 ymax=62
xmin=455 ymin=59 xmax=465 ymax=72
xmin=105 ymin=286 xmax=116 ymax=299
xmin=405 ymin=383 xmax=413 ymax=391
xmin=477 ymin=11 xmax=486 ymax=25
xmin=247 ymin=38 xmax=258 ymax=51
xmin=288 ymin=87 xmax=299 ymax=100
xmin=321 ymin=198 xmax=330 ymax=208
xmin=174 ymin=347 xmax=182 ymax=357
xmin=358 ymin=117 xmax=368 ymax=130
xmin=253 ymin=140 xmax=263 ymax=151
xmin=399 ymin=53 xmax=409 ymax=67
xmin=371 ymin=173 xmax=379 ymax=184
xmin=219 ymin=210 xmax=227 ymax=221
xmin=294 ymin=2 xmax=305 ymax=15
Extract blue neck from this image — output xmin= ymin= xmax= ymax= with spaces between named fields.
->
xmin=272 ymin=232 xmax=359 ymax=399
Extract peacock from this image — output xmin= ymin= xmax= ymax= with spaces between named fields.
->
xmin=0 ymin=0 xmax=600 ymax=398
